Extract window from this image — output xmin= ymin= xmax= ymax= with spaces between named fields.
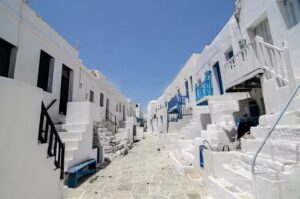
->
xmin=252 ymin=18 xmax=273 ymax=44
xmin=119 ymin=103 xmax=122 ymax=112
xmin=225 ymin=48 xmax=234 ymax=60
xmin=189 ymin=76 xmax=193 ymax=92
xmin=89 ymin=90 xmax=94 ymax=103
xmin=100 ymin=93 xmax=104 ymax=107
xmin=283 ymin=0 xmax=300 ymax=28
xmin=0 ymin=38 xmax=16 ymax=78
xmin=37 ymin=50 xmax=54 ymax=92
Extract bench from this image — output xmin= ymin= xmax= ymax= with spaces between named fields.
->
xmin=67 ymin=159 xmax=97 ymax=188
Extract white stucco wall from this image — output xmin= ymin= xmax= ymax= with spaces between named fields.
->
xmin=193 ymin=16 xmax=241 ymax=96
xmin=238 ymin=0 xmax=300 ymax=79
xmin=0 ymin=77 xmax=63 ymax=199
xmin=0 ymin=0 xmax=134 ymax=124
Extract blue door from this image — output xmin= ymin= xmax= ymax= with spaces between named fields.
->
xmin=213 ymin=62 xmax=224 ymax=95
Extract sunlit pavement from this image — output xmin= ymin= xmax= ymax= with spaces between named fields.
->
xmin=67 ymin=134 xmax=209 ymax=199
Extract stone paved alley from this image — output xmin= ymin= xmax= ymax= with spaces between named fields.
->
xmin=68 ymin=134 xmax=209 ymax=199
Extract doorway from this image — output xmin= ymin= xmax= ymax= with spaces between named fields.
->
xmin=185 ymin=80 xmax=189 ymax=100
xmin=106 ymin=98 xmax=110 ymax=118
xmin=123 ymin=105 xmax=126 ymax=121
xmin=212 ymin=62 xmax=224 ymax=95
xmin=59 ymin=65 xmax=72 ymax=115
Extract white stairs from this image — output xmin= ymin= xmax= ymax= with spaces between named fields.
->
xmin=207 ymin=96 xmax=300 ymax=199
xmin=97 ymin=125 xmax=130 ymax=159
xmin=180 ymin=106 xmax=210 ymax=139
xmin=195 ymin=93 xmax=250 ymax=150
xmin=55 ymin=121 xmax=85 ymax=171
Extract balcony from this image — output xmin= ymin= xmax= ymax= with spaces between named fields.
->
xmin=167 ymin=94 xmax=187 ymax=113
xmin=195 ymin=70 xmax=213 ymax=104
xmin=223 ymin=36 xmax=293 ymax=91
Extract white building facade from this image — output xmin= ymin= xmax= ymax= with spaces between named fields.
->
xmin=0 ymin=0 xmax=137 ymax=198
xmin=148 ymin=0 xmax=300 ymax=198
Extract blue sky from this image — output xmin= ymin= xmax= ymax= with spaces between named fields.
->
xmin=31 ymin=0 xmax=235 ymax=111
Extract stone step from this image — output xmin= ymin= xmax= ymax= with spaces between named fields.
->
xmin=208 ymin=176 xmax=254 ymax=199
xmin=200 ymin=129 xmax=228 ymax=143
xmin=236 ymin=152 xmax=293 ymax=173
xmin=62 ymin=123 xmax=87 ymax=132
xmin=54 ymin=124 xmax=63 ymax=132
xmin=64 ymin=139 xmax=80 ymax=150
xmin=222 ymin=163 xmax=254 ymax=195
xmin=258 ymin=111 xmax=300 ymax=127
xmin=59 ymin=131 xmax=82 ymax=140
xmin=207 ymin=124 xmax=222 ymax=132
xmin=251 ymin=125 xmax=300 ymax=142
xmin=241 ymin=138 xmax=300 ymax=162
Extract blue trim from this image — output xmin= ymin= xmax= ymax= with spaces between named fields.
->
xmin=199 ymin=145 xmax=205 ymax=168
xmin=213 ymin=62 xmax=224 ymax=95
xmin=195 ymin=70 xmax=213 ymax=103
xmin=167 ymin=94 xmax=187 ymax=120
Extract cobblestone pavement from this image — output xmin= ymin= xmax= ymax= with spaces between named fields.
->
xmin=67 ymin=134 xmax=209 ymax=199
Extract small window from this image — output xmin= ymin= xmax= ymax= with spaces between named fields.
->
xmin=0 ymin=38 xmax=17 ymax=79
xmin=225 ymin=48 xmax=234 ymax=60
xmin=100 ymin=93 xmax=104 ymax=107
xmin=89 ymin=90 xmax=94 ymax=103
xmin=284 ymin=0 xmax=300 ymax=28
xmin=119 ymin=103 xmax=122 ymax=112
xmin=37 ymin=50 xmax=54 ymax=92
xmin=189 ymin=76 xmax=193 ymax=92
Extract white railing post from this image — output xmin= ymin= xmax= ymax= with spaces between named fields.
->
xmin=255 ymin=36 xmax=265 ymax=70
xmin=283 ymin=41 xmax=296 ymax=94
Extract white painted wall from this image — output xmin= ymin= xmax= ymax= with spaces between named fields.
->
xmin=147 ymin=17 xmax=241 ymax=132
xmin=147 ymin=100 xmax=158 ymax=133
xmin=236 ymin=0 xmax=300 ymax=113
xmin=193 ymin=16 xmax=241 ymax=97
xmin=0 ymin=77 xmax=63 ymax=199
xmin=65 ymin=102 xmax=100 ymax=168
xmin=0 ymin=0 xmax=134 ymax=124
xmin=238 ymin=0 xmax=300 ymax=79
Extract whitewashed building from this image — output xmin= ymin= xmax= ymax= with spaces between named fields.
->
xmin=148 ymin=0 xmax=300 ymax=198
xmin=0 ymin=0 xmax=137 ymax=198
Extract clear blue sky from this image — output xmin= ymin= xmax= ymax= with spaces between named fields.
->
xmin=30 ymin=0 xmax=235 ymax=111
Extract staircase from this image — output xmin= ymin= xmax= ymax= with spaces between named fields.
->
xmin=54 ymin=115 xmax=85 ymax=171
xmin=207 ymin=87 xmax=300 ymax=199
xmin=195 ymin=92 xmax=250 ymax=150
xmin=96 ymin=122 xmax=131 ymax=160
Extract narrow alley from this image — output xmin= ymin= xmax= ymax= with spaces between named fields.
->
xmin=68 ymin=134 xmax=208 ymax=199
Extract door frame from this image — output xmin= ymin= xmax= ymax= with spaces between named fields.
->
xmin=212 ymin=62 xmax=224 ymax=95
xmin=59 ymin=65 xmax=73 ymax=115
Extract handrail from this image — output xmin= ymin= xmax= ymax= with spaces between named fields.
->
xmin=223 ymin=36 xmax=292 ymax=91
xmin=39 ymin=102 xmax=65 ymax=179
xmin=203 ymin=139 xmax=214 ymax=151
xmin=106 ymin=110 xmax=117 ymax=133
xmin=251 ymin=83 xmax=300 ymax=176
xmin=46 ymin=99 xmax=57 ymax=110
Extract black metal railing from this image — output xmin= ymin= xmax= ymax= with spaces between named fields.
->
xmin=106 ymin=110 xmax=117 ymax=133
xmin=39 ymin=102 xmax=65 ymax=179
xmin=46 ymin=99 xmax=57 ymax=110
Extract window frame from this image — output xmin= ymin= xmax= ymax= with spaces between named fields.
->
xmin=89 ymin=90 xmax=94 ymax=103
xmin=37 ymin=50 xmax=54 ymax=92
xmin=100 ymin=93 xmax=104 ymax=107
